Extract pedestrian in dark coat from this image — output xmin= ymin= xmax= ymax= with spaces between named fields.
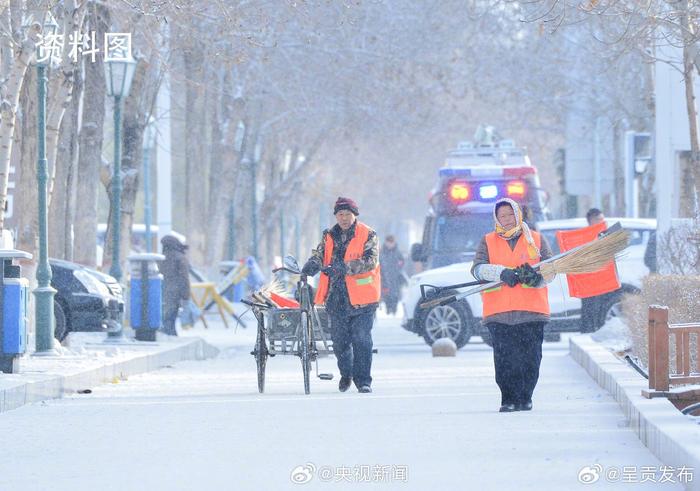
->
xmin=379 ymin=235 xmax=405 ymax=315
xmin=302 ymin=197 xmax=381 ymax=394
xmin=159 ymin=233 xmax=191 ymax=336
xmin=471 ymin=198 xmax=553 ymax=412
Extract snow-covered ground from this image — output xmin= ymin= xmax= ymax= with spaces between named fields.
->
xmin=591 ymin=317 xmax=634 ymax=353
xmin=0 ymin=309 xmax=683 ymax=490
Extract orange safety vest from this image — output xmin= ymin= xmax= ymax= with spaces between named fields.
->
xmin=556 ymin=221 xmax=621 ymax=299
xmin=314 ymin=221 xmax=382 ymax=306
xmin=481 ymin=231 xmax=550 ymax=318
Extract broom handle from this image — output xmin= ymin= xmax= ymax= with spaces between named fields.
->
xmin=452 ymin=222 xmax=622 ymax=305
xmin=419 ymin=235 xmax=603 ymax=309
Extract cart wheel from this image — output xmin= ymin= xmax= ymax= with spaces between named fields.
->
xmin=300 ymin=311 xmax=311 ymax=395
xmin=255 ymin=324 xmax=268 ymax=393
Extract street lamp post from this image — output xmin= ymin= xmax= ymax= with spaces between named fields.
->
xmin=104 ymin=56 xmax=137 ymax=282
xmin=104 ymin=56 xmax=136 ymax=342
xmin=27 ymin=13 xmax=59 ymax=354
xmin=143 ymin=119 xmax=156 ymax=253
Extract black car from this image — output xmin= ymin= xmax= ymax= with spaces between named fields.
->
xmin=49 ymin=259 xmax=124 ymax=341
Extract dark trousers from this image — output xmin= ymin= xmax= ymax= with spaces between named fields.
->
xmin=330 ymin=309 xmax=375 ymax=387
xmin=162 ymin=303 xmax=179 ymax=336
xmin=581 ymin=292 xmax=616 ymax=332
xmin=580 ymin=296 xmax=601 ymax=332
xmin=487 ymin=322 xmax=545 ymax=405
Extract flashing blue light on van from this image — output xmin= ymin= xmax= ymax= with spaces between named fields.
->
xmin=479 ymin=184 xmax=499 ymax=200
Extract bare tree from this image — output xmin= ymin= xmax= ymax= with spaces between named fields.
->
xmin=73 ymin=0 xmax=108 ymax=266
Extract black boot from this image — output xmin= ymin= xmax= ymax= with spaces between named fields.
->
xmin=339 ymin=376 xmax=352 ymax=393
xmin=499 ymin=404 xmax=517 ymax=412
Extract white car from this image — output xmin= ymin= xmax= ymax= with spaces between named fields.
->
xmin=402 ymin=217 xmax=656 ymax=348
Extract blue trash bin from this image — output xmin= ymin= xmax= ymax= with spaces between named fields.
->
xmin=0 ymin=250 xmax=32 ymax=373
xmin=128 ymin=253 xmax=165 ymax=342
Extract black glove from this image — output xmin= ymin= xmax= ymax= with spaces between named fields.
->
xmin=499 ymin=268 xmax=520 ymax=287
xmin=322 ymin=260 xmax=347 ymax=279
xmin=515 ymin=263 xmax=543 ymax=287
xmin=301 ymin=261 xmax=318 ymax=276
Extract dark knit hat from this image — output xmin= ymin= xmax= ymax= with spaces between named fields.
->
xmin=333 ymin=196 xmax=359 ymax=216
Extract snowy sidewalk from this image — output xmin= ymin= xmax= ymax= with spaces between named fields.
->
xmin=0 ymin=312 xmax=685 ymax=490
xmin=0 ymin=330 xmax=219 ymax=413
xmin=572 ymin=334 xmax=700 ymax=490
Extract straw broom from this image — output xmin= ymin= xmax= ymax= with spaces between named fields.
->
xmin=251 ymin=278 xmax=289 ymax=306
xmin=257 ymin=278 xmax=288 ymax=296
xmin=537 ymin=228 xmax=630 ymax=278
xmin=419 ymin=227 xmax=631 ymax=309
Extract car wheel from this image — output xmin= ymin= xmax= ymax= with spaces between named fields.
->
xmin=417 ymin=293 xmax=473 ymax=348
xmin=54 ymin=300 xmax=69 ymax=342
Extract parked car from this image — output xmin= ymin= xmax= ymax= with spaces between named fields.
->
xmin=402 ymin=217 xmax=656 ymax=348
xmin=50 ymin=259 xmax=124 ymax=341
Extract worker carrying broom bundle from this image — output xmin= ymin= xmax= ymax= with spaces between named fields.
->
xmin=471 ymin=198 xmax=554 ymax=413
xmin=417 ymin=197 xmax=629 ymax=413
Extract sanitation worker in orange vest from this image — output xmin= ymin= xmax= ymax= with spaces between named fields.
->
xmin=301 ymin=197 xmax=381 ymax=394
xmin=581 ymin=207 xmax=608 ymax=333
xmin=471 ymin=198 xmax=554 ymax=413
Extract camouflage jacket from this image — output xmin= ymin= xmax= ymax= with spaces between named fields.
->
xmin=304 ymin=221 xmax=379 ymax=276
xmin=303 ymin=221 xmax=379 ymax=313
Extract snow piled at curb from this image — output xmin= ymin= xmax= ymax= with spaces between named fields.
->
xmin=590 ymin=317 xmax=633 ymax=353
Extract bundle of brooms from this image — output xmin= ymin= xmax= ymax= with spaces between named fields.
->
xmin=250 ymin=278 xmax=288 ymax=306
xmin=419 ymin=226 xmax=631 ymax=309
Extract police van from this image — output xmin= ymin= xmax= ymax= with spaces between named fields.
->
xmin=410 ymin=138 xmax=550 ymax=270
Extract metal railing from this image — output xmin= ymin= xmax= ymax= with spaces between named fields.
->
xmin=648 ymin=305 xmax=700 ymax=392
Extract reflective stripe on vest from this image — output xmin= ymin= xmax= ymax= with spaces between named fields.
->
xmin=481 ymin=231 xmax=549 ymax=317
xmin=314 ymin=221 xmax=382 ymax=306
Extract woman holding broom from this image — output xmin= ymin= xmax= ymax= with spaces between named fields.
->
xmin=471 ymin=198 xmax=554 ymax=413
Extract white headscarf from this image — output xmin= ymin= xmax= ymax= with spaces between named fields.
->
xmin=493 ymin=198 xmax=539 ymax=260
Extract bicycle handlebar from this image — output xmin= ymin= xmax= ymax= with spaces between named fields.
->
xmin=241 ymin=299 xmax=269 ymax=309
xmin=272 ymin=266 xmax=301 ymax=275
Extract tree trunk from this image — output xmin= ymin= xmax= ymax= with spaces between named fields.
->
xmin=73 ymin=3 xmax=108 ymax=267
xmin=15 ymin=70 xmax=38 ymax=256
xmin=47 ymin=90 xmax=71 ymax=257
xmin=183 ymin=45 xmax=208 ymax=266
xmin=46 ymin=0 xmax=84 ymax=210
xmin=0 ymin=22 xmax=40 ymax=231
xmin=203 ymin=66 xmax=226 ymax=277
xmin=49 ymin=64 xmax=82 ymax=259
xmin=680 ymin=2 xmax=700 ymax=212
